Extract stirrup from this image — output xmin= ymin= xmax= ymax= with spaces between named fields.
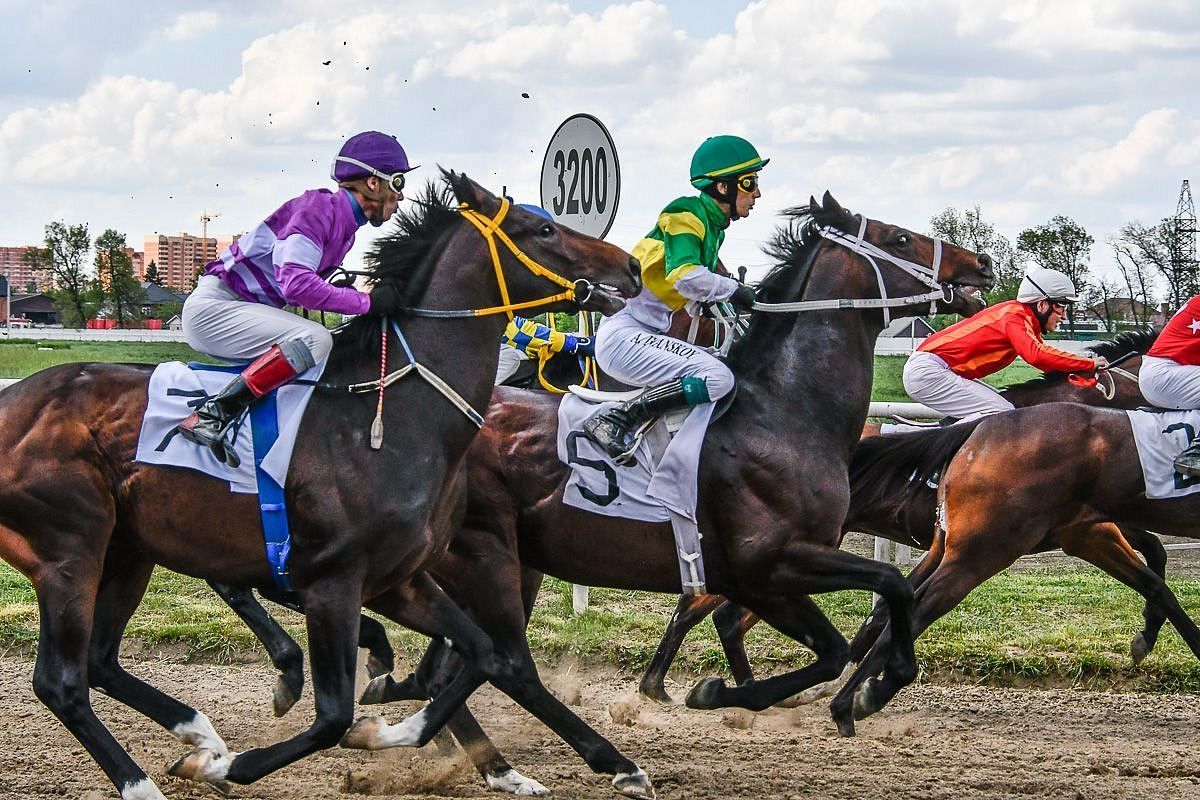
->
xmin=178 ymin=415 xmax=243 ymax=469
xmin=612 ymin=418 xmax=657 ymax=467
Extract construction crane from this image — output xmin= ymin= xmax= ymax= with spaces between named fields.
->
xmin=200 ymin=211 xmax=222 ymax=261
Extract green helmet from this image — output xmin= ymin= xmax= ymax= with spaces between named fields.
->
xmin=690 ymin=135 xmax=769 ymax=188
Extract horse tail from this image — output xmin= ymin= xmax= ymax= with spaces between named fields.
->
xmin=849 ymin=419 xmax=986 ymax=515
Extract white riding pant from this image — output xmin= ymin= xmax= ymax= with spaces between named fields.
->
xmin=495 ymin=345 xmax=528 ymax=385
xmin=183 ymin=275 xmax=333 ymax=363
xmin=1141 ymin=355 xmax=1200 ymax=410
xmin=594 ymin=312 xmax=735 ymax=400
xmin=901 ymin=350 xmax=1013 ymax=420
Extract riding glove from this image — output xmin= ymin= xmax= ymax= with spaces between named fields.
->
xmin=729 ymin=284 xmax=757 ymax=312
xmin=369 ymin=283 xmax=404 ymax=315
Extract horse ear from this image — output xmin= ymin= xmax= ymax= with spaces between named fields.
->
xmin=808 ymin=195 xmax=819 ymax=212
xmin=821 ymin=191 xmax=845 ymax=218
xmin=445 ymin=170 xmax=499 ymax=214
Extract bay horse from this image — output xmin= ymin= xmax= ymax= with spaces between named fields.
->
xmin=332 ymin=190 xmax=995 ymax=791
xmin=637 ymin=329 xmax=1167 ymax=702
xmin=0 ymin=172 xmax=641 ymax=800
xmin=826 ymin=400 xmax=1200 ymax=726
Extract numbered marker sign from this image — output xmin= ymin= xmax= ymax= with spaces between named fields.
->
xmin=540 ymin=114 xmax=620 ymax=239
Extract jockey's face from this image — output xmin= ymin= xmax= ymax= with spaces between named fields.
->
xmin=732 ymin=172 xmax=760 ymax=220
xmin=1035 ymin=299 xmax=1068 ymax=332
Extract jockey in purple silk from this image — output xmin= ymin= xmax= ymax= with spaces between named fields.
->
xmin=179 ymin=131 xmax=417 ymax=465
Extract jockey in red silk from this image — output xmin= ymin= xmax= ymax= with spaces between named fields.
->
xmin=179 ymin=130 xmax=416 ymax=464
xmin=1142 ymin=294 xmax=1200 ymax=475
xmin=883 ymin=267 xmax=1106 ymax=432
xmin=582 ymin=135 xmax=764 ymax=459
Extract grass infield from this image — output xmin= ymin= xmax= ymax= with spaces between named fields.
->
xmin=1 ymin=342 xmax=1191 ymax=691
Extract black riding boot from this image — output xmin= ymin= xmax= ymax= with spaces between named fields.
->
xmin=178 ymin=340 xmax=315 ymax=468
xmin=1175 ymin=439 xmax=1200 ymax=478
xmin=582 ymin=377 xmax=705 ymax=464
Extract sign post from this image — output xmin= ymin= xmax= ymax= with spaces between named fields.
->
xmin=540 ymin=113 xmax=621 ymax=239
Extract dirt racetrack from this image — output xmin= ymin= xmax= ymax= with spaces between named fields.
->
xmin=1 ymin=656 xmax=1199 ymax=800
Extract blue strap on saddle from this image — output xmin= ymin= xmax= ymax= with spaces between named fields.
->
xmin=189 ymin=362 xmax=294 ymax=591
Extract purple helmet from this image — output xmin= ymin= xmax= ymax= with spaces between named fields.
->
xmin=330 ymin=131 xmax=417 ymax=183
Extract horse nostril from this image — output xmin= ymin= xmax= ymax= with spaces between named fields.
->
xmin=628 ymin=257 xmax=642 ymax=286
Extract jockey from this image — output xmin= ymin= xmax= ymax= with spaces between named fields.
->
xmin=1140 ymin=294 xmax=1200 ymax=475
xmin=179 ymin=130 xmax=416 ymax=463
xmin=886 ymin=267 xmax=1107 ymax=430
xmin=582 ymin=134 xmax=764 ymax=460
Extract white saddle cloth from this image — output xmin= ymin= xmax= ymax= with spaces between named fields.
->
xmin=134 ymin=361 xmax=324 ymax=493
xmin=1126 ymin=408 xmax=1200 ymax=499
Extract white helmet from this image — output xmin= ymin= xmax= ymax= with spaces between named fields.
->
xmin=1017 ymin=267 xmax=1078 ymax=304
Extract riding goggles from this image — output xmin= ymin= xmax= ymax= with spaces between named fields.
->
xmin=334 ymin=156 xmax=407 ymax=195
xmin=1049 ymin=298 xmax=1073 ymax=313
xmin=736 ymin=173 xmax=760 ymax=194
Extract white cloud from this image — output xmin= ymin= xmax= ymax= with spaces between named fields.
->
xmin=164 ymin=10 xmax=222 ymax=41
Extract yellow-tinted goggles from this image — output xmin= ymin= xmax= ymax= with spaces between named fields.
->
xmin=736 ymin=173 xmax=760 ymax=194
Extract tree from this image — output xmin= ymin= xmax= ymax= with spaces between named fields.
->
xmin=145 ymin=259 xmax=163 ymax=287
xmin=928 ymin=206 xmax=1021 ymax=304
xmin=1016 ymin=215 xmax=1095 ymax=333
xmin=94 ymin=229 xmax=145 ymax=328
xmin=1081 ymin=277 xmax=1122 ymax=333
xmin=1109 ymin=223 xmax=1163 ymax=326
xmin=1112 ymin=218 xmax=1190 ymax=312
xmin=40 ymin=222 xmax=94 ymax=327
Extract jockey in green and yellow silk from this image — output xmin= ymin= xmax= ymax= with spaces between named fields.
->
xmin=582 ymin=134 xmax=767 ymax=463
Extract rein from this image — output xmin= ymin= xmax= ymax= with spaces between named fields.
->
xmin=400 ymin=197 xmax=592 ymax=319
xmin=751 ymin=217 xmax=949 ymax=325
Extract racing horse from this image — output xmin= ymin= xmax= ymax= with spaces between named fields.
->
xmin=637 ymin=329 xmax=1169 ymax=702
xmin=334 ymin=191 xmax=994 ymax=784
xmin=0 ymin=172 xmax=641 ymax=800
xmin=819 ymin=401 xmax=1200 ymax=724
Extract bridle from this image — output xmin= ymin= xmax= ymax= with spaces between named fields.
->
xmin=750 ymin=216 xmax=953 ymax=326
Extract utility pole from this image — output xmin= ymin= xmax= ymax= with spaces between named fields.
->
xmin=1173 ymin=180 xmax=1197 ymax=294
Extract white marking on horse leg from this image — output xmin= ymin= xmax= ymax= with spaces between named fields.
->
xmin=486 ymin=767 xmax=551 ymax=796
xmin=341 ymin=706 xmax=431 ymax=750
xmin=172 ymin=711 xmax=229 ymax=756
xmin=167 ymin=747 xmax=235 ymax=784
xmin=121 ymin=778 xmax=167 ymax=800
xmin=786 ymin=660 xmax=857 ymax=706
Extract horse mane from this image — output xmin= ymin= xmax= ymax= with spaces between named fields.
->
xmin=726 ymin=200 xmax=857 ymax=370
xmin=332 ymin=176 xmax=465 ymax=358
xmin=1000 ymin=325 xmax=1160 ymax=396
xmin=848 ymin=420 xmax=985 ymax=519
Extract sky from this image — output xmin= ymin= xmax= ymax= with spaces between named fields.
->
xmin=1 ymin=0 xmax=1197 ymax=292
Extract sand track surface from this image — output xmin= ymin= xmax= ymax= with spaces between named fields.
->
xmin=1 ymin=656 xmax=1198 ymax=799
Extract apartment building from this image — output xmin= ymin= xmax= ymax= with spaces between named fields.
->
xmin=0 ymin=245 xmax=53 ymax=293
xmin=143 ymin=234 xmax=218 ymax=292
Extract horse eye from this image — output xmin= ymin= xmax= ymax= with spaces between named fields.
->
xmin=538 ymin=224 xmax=555 ymax=238
xmin=896 ymin=234 xmax=910 ymax=246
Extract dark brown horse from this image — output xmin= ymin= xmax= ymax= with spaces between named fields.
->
xmin=345 ymin=192 xmax=994 ymax=778
xmin=0 ymin=173 xmax=641 ymax=800
xmin=637 ymin=329 xmax=1167 ymax=702
xmin=830 ymin=400 xmax=1200 ymax=724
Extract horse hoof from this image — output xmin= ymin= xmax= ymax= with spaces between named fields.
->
xmin=340 ymin=716 xmax=387 ymax=750
xmin=1131 ymin=633 xmax=1150 ymax=666
xmin=486 ymin=767 xmax=551 ymax=796
xmin=168 ymin=747 xmax=233 ymax=785
xmin=833 ymin=712 xmax=857 ymax=737
xmin=273 ymin=675 xmax=300 ymax=717
xmin=366 ymin=654 xmax=392 ymax=679
xmin=359 ymin=675 xmax=392 ymax=706
xmin=638 ymin=683 xmax=674 ymax=705
xmin=684 ymin=677 xmax=726 ymax=710
xmin=613 ymin=768 xmax=655 ymax=799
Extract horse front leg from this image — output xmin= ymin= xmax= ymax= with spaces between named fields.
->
xmin=1119 ymin=527 xmax=1170 ymax=664
xmin=639 ymin=593 xmax=726 ymax=702
xmin=208 ymin=581 xmax=306 ymax=717
xmin=169 ymin=577 xmax=363 ymax=786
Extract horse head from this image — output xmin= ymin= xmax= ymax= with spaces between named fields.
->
xmin=809 ymin=191 xmax=994 ymax=319
xmin=444 ymin=171 xmax=640 ymax=316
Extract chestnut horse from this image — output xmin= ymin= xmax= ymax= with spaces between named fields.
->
xmin=821 ymin=400 xmax=1200 ymax=724
xmin=637 ymin=330 xmax=1168 ymax=702
xmin=0 ymin=173 xmax=641 ymax=800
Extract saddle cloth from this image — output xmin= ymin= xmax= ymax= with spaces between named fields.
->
xmin=1126 ymin=408 xmax=1200 ymax=499
xmin=134 ymin=360 xmax=323 ymax=493
xmin=557 ymin=393 xmax=717 ymax=594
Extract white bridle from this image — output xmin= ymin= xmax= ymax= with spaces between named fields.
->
xmin=751 ymin=217 xmax=953 ymax=326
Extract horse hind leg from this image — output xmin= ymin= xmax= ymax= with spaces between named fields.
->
xmin=1119 ymin=527 xmax=1169 ymax=664
xmin=639 ymin=593 xmax=725 ymax=703
xmin=91 ymin=558 xmax=230 ymax=759
xmin=32 ymin=557 xmax=170 ymax=799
